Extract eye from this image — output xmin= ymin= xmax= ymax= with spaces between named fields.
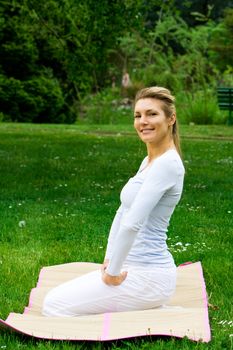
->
xmin=149 ymin=112 xmax=158 ymax=116
xmin=134 ymin=114 xmax=141 ymax=118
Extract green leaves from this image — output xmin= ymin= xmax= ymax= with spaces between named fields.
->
xmin=0 ymin=0 xmax=232 ymax=123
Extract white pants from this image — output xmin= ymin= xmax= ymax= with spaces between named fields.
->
xmin=42 ymin=265 xmax=176 ymax=317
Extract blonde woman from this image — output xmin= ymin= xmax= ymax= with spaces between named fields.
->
xmin=42 ymin=87 xmax=185 ymax=317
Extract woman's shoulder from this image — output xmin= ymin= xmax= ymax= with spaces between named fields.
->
xmin=137 ymin=156 xmax=149 ymax=172
xmin=151 ymin=150 xmax=185 ymax=176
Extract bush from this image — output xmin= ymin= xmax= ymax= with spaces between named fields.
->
xmin=121 ymin=81 xmax=145 ymax=100
xmin=78 ymin=87 xmax=228 ymax=125
xmin=176 ymin=90 xmax=227 ymax=125
xmin=0 ymin=73 xmax=75 ymax=123
xmin=79 ymin=88 xmax=133 ymax=124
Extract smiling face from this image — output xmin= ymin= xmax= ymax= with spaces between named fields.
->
xmin=134 ymin=98 xmax=175 ymax=146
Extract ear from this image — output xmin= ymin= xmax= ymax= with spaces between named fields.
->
xmin=168 ymin=114 xmax=176 ymax=126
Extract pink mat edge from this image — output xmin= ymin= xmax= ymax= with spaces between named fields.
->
xmin=0 ymin=261 xmax=211 ymax=343
xmin=197 ymin=262 xmax=211 ymax=342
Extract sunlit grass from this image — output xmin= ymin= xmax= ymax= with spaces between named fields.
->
xmin=0 ymin=123 xmax=232 ymax=349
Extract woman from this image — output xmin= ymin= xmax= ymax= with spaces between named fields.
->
xmin=42 ymin=86 xmax=185 ymax=317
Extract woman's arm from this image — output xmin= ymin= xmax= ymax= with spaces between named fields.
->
xmin=101 ymin=205 xmax=126 ymax=286
xmin=105 ymin=158 xmax=180 ymax=277
xmin=104 ymin=204 xmax=124 ymax=260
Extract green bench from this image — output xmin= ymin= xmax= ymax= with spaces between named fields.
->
xmin=217 ymin=87 xmax=233 ymax=125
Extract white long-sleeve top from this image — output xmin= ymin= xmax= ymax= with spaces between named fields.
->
xmin=105 ymin=149 xmax=185 ymax=276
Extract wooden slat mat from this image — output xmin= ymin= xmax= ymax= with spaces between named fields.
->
xmin=0 ymin=261 xmax=211 ymax=342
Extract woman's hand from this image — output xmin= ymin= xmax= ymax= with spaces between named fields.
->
xmin=101 ymin=259 xmax=127 ymax=285
xmin=101 ymin=270 xmax=128 ymax=286
xmin=101 ymin=259 xmax=109 ymax=274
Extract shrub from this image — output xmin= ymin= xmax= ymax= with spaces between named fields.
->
xmin=79 ymin=88 xmax=133 ymax=124
xmin=121 ymin=81 xmax=145 ymax=100
xmin=176 ymin=90 xmax=226 ymax=125
xmin=0 ymin=73 xmax=75 ymax=123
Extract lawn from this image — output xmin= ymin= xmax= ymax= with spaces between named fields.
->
xmin=0 ymin=123 xmax=232 ymax=349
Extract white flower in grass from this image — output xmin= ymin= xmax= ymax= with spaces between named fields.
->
xmin=218 ymin=320 xmax=233 ymax=326
xmin=227 ymin=211 xmax=232 ymax=214
xmin=18 ymin=220 xmax=26 ymax=228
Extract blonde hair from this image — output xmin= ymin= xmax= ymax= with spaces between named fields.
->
xmin=134 ymin=86 xmax=181 ymax=157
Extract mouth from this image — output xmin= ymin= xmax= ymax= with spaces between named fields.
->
xmin=140 ymin=128 xmax=155 ymax=133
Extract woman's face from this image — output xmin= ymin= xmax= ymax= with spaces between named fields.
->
xmin=134 ymin=98 xmax=174 ymax=145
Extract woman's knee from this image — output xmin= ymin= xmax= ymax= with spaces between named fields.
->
xmin=42 ymin=289 xmax=63 ymax=316
xmin=42 ymin=291 xmax=55 ymax=316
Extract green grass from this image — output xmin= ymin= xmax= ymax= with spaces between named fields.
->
xmin=0 ymin=122 xmax=232 ymax=349
xmin=0 ymin=122 xmax=233 ymax=139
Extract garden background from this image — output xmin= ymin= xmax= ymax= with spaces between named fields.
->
xmin=0 ymin=0 xmax=233 ymax=349
xmin=0 ymin=0 xmax=233 ymax=124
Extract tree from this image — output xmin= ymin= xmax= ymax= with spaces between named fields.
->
xmin=0 ymin=0 xmax=143 ymax=122
xmin=208 ymin=8 xmax=233 ymax=72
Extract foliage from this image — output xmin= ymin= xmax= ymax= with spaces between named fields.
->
xmin=106 ymin=10 xmax=233 ymax=125
xmin=80 ymin=88 xmax=225 ymax=125
xmin=80 ymin=88 xmax=133 ymax=124
xmin=0 ymin=72 xmax=69 ymax=123
xmin=116 ymin=14 xmax=218 ymax=92
xmin=208 ymin=8 xmax=233 ymax=73
xmin=176 ymin=90 xmax=226 ymax=125
xmin=0 ymin=0 xmax=142 ymax=123
xmin=0 ymin=1 xmax=232 ymax=123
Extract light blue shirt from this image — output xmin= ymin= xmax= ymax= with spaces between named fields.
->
xmin=105 ymin=149 xmax=185 ymax=276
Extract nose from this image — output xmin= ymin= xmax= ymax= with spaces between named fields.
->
xmin=139 ymin=114 xmax=148 ymax=124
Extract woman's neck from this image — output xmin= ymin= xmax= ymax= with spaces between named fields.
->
xmin=146 ymin=141 xmax=176 ymax=163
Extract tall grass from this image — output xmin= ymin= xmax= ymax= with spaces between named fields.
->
xmin=176 ymin=91 xmax=227 ymax=125
xmin=0 ymin=123 xmax=232 ymax=349
xmin=79 ymin=87 xmax=229 ymax=125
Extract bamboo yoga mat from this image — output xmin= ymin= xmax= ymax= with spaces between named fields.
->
xmin=0 ymin=261 xmax=211 ymax=342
